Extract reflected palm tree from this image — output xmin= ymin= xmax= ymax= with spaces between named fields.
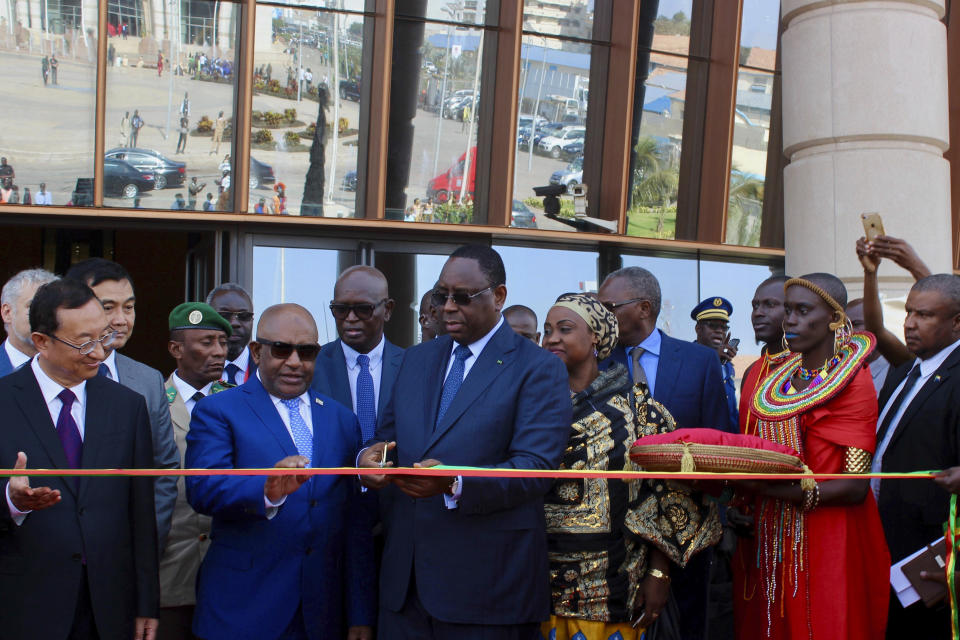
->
xmin=726 ymin=167 xmax=764 ymax=246
xmin=631 ymin=136 xmax=679 ymax=237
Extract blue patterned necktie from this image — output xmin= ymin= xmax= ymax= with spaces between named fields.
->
xmin=436 ymin=345 xmax=472 ymax=427
xmin=282 ymin=397 xmax=313 ymax=466
xmin=225 ymin=363 xmax=241 ymax=385
xmin=98 ymin=363 xmax=112 ymax=379
xmin=355 ymin=354 xmax=376 ymax=443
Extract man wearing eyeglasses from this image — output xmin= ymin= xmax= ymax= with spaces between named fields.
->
xmin=207 ymin=283 xmax=257 ymax=386
xmin=358 ymin=245 xmax=572 ymax=639
xmin=65 ymin=258 xmax=180 ymax=554
xmin=185 ymin=303 xmax=374 ymax=640
xmin=598 ymin=266 xmax=731 ymax=640
xmin=0 ymin=278 xmax=159 ymax=640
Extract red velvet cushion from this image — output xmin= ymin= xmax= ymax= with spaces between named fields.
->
xmin=634 ymin=428 xmax=800 ymax=457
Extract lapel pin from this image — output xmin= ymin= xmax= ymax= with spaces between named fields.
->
xmin=314 ymin=397 xmax=324 ymax=405
xmin=497 ymin=359 xmax=503 ymax=365
xmin=936 ymin=375 xmax=942 ymax=382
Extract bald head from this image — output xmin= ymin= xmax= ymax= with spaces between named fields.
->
xmin=257 ymin=303 xmax=318 ymax=339
xmin=331 ymin=266 xmax=393 ymax=354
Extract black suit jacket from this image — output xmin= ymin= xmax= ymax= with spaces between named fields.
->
xmin=0 ymin=364 xmax=159 ymax=640
xmin=877 ymin=346 xmax=960 ymax=563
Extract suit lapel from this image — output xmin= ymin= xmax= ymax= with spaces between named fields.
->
xmin=423 ymin=325 xmax=516 ymax=455
xmin=654 ymin=332 xmax=680 ymax=403
xmin=0 ymin=346 xmax=12 ymax=377
xmin=242 ymin=375 xmax=298 ymax=458
xmin=11 ymin=366 xmax=74 ymax=492
xmin=322 ymin=341 xmax=353 ymax=409
xmin=887 ymin=351 xmax=960 ymax=450
xmin=79 ymin=377 xmax=113 ymax=500
xmin=378 ymin=341 xmax=403 ymax=423
xmin=878 ymin=363 xmax=910 ymax=409
xmin=412 ymin=337 xmax=450 ymax=456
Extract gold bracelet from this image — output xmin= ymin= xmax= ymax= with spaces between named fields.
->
xmin=647 ymin=568 xmax=670 ymax=582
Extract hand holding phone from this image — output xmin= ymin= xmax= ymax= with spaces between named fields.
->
xmin=861 ymin=212 xmax=885 ymax=241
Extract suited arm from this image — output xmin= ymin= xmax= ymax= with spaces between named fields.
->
xmin=344 ymin=418 xmax=376 ymax=627
xmin=185 ymin=400 xmax=272 ymax=521
xmin=130 ymin=398 xmax=160 ymax=619
xmin=701 ymin=352 xmax=737 ymax=433
xmin=457 ymin=356 xmax=573 ymax=515
xmin=147 ymin=369 xmax=180 ymax=551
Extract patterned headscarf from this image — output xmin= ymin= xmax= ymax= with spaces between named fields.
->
xmin=552 ymin=293 xmax=619 ymax=361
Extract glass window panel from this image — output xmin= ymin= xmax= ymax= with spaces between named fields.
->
xmin=103 ymin=0 xmax=239 ymax=210
xmin=385 ymin=18 xmax=486 ymax=224
xmin=248 ymin=6 xmax=365 ymax=217
xmin=512 ymin=35 xmax=592 ymax=232
xmin=398 ymin=1 xmax=490 ymax=26
xmin=495 ymin=245 xmax=598 ymax=337
xmin=698 ymin=257 xmax=780 ymax=358
xmin=619 ymin=253 xmax=698 ymax=339
xmin=522 ymin=0 xmax=593 ymax=45
xmin=264 ymin=0 xmax=364 ymax=11
xmin=725 ymin=67 xmax=772 ymax=247
xmin=0 ymin=0 xmax=97 ymax=206
xmin=626 ymin=54 xmax=685 ymax=240
xmin=739 ymin=0 xmax=779 ymax=69
xmin=651 ymin=0 xmax=692 ymax=51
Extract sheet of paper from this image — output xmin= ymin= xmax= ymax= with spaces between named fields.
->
xmin=891 ymin=538 xmax=943 ymax=608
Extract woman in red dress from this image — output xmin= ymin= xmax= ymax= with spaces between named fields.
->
xmin=733 ymin=273 xmax=890 ymax=639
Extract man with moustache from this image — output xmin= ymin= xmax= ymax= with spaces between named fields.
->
xmin=159 ymin=302 xmax=234 ymax=640
xmin=186 ymin=304 xmax=374 ymax=640
xmin=65 ymin=258 xmax=179 ymax=551
xmin=0 ymin=278 xmax=158 ymax=640
xmin=207 ymin=283 xmax=257 ymax=385
xmin=691 ymin=297 xmax=738 ymax=431
xmin=359 ymin=245 xmax=571 ymax=639
xmin=0 ymin=268 xmax=58 ymax=376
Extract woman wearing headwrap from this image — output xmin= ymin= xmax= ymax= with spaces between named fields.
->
xmin=540 ymin=293 xmax=721 ymax=640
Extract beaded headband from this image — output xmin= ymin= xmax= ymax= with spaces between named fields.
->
xmin=784 ymin=277 xmax=847 ymax=331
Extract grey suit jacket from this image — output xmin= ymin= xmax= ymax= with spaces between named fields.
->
xmin=116 ymin=352 xmax=180 ymax=551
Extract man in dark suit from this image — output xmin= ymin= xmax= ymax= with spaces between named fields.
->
xmin=691 ymin=296 xmax=739 ymax=431
xmin=186 ymin=303 xmax=374 ymax=640
xmin=0 ymin=268 xmax=58 ymax=376
xmin=313 ymin=266 xmax=403 ymax=441
xmin=872 ymin=274 xmax=960 ymax=638
xmin=0 ymin=278 xmax=158 ymax=640
xmin=207 ymin=283 xmax=257 ymax=385
xmin=359 ymin=245 xmax=572 ymax=639
xmin=65 ymin=258 xmax=180 ymax=551
xmin=598 ymin=266 xmax=730 ymax=640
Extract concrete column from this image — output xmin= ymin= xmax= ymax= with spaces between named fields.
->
xmin=781 ymin=0 xmax=952 ymax=299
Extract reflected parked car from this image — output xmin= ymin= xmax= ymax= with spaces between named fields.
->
xmin=550 ymin=155 xmax=583 ymax=187
xmin=510 ymin=199 xmax=537 ymax=228
xmin=538 ymin=126 xmax=586 ymax=158
xmin=339 ymin=78 xmax=361 ymax=101
xmin=104 ymin=158 xmax=156 ymax=198
xmin=105 ymin=148 xmax=185 ymax=190
xmin=342 ymin=170 xmax=357 ymax=191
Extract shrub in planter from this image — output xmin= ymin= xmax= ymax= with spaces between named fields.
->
xmin=253 ymin=80 xmax=266 ymax=91
xmin=251 ymin=110 xmax=263 ymax=122
xmin=263 ymin=111 xmax=283 ymax=127
xmin=283 ymin=131 xmax=301 ymax=147
xmin=253 ymin=129 xmax=274 ymax=144
xmin=196 ymin=115 xmax=213 ymax=133
xmin=338 ymin=117 xmax=349 ymax=134
xmin=283 ymin=108 xmax=297 ymax=123
xmin=267 ymin=79 xmax=282 ymax=92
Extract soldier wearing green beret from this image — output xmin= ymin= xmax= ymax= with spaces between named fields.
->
xmin=159 ymin=302 xmax=234 ymax=638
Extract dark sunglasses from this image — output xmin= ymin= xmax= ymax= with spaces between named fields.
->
xmin=256 ymin=339 xmax=321 ymax=361
xmin=430 ymin=286 xmax=493 ymax=307
xmin=329 ymin=299 xmax=387 ymax=320
xmin=602 ymin=298 xmax=647 ymax=312
xmin=219 ymin=311 xmax=254 ymax=322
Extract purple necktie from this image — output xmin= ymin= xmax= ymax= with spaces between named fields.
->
xmin=56 ymin=389 xmax=83 ymax=470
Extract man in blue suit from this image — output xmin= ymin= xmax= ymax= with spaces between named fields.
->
xmin=360 ymin=245 xmax=572 ymax=639
xmin=0 ymin=268 xmax=58 ymax=376
xmin=312 ymin=265 xmax=403 ymax=441
xmin=598 ymin=266 xmax=731 ymax=640
xmin=186 ymin=303 xmax=374 ymax=640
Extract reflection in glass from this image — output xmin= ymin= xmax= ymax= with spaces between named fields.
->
xmin=398 ymin=1 xmax=488 ymax=26
xmin=512 ymin=35 xmax=591 ymax=232
xmin=522 ymin=0 xmax=593 ymax=47
xmin=103 ymin=0 xmax=238 ymax=210
xmin=698 ymin=258 xmax=778 ymax=357
xmin=650 ymin=1 xmax=693 ymax=47
xmin=0 ymin=0 xmax=97 ymax=206
xmin=495 ymin=245 xmax=598 ymax=339
xmin=739 ymin=0 xmax=779 ymax=68
xmin=626 ymin=56 xmax=685 ymax=239
xmin=620 ymin=253 xmax=698 ymax=340
xmin=386 ymin=16 xmax=485 ymax=224
xmin=252 ymin=245 xmax=346 ymax=342
xmin=725 ymin=68 xmax=772 ymax=247
xmin=249 ymin=6 xmax=365 ymax=217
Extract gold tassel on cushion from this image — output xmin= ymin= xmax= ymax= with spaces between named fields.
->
xmin=800 ymin=465 xmax=816 ymax=492
xmin=680 ymin=441 xmax=696 ymax=473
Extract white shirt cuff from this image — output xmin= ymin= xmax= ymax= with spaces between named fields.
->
xmin=264 ymin=492 xmax=286 ymax=520
xmin=6 ymin=482 xmax=30 ymax=525
xmin=443 ymin=476 xmax=462 ymax=510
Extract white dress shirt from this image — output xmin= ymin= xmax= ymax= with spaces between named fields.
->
xmin=171 ymin=371 xmax=214 ymax=416
xmin=341 ymin=336 xmax=385 ymax=414
xmin=3 ymin=339 xmax=31 ymax=370
xmin=259 ymin=371 xmax=313 ymax=516
xmin=100 ymin=348 xmax=119 ymax=382
xmin=6 ymin=357 xmax=89 ymax=523
xmin=221 ymin=345 xmax=251 ymax=383
xmin=871 ymin=338 xmax=960 ymax=497
xmin=34 ymin=190 xmax=52 ymax=205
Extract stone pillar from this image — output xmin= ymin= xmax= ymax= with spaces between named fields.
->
xmin=781 ymin=0 xmax=952 ymax=299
